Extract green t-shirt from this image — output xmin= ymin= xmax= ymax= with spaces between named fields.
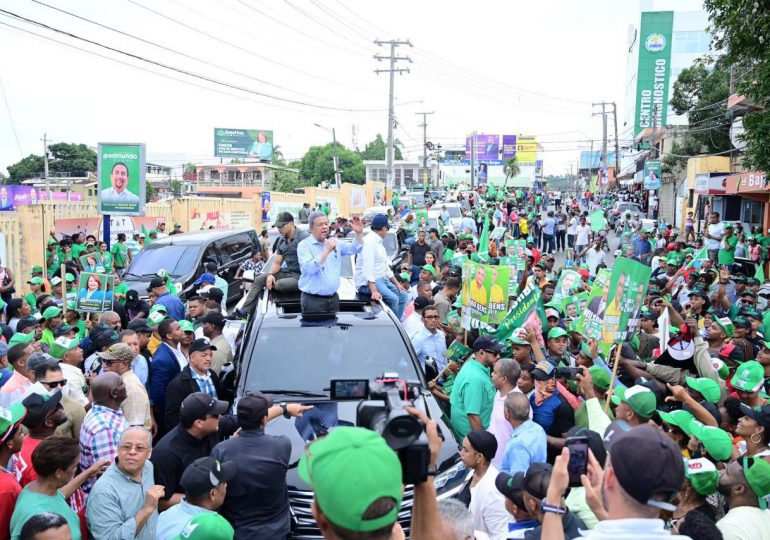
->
xmin=113 ymin=282 xmax=129 ymax=304
xmin=23 ymin=292 xmax=38 ymax=314
xmin=718 ymin=235 xmax=738 ymax=265
xmin=449 ymin=359 xmax=495 ymax=440
xmin=40 ymin=328 xmax=55 ymax=347
xmin=10 ymin=488 xmax=82 ymax=540
xmin=100 ymin=250 xmax=114 ymax=271
xmin=111 ymin=242 xmax=128 ymax=268
xmin=71 ymin=243 xmax=87 ymax=259
xmin=75 ymin=319 xmax=87 ymax=339
xmin=535 ymin=195 xmax=542 ymax=204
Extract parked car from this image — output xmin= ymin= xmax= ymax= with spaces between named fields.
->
xmin=235 ymin=293 xmax=465 ymax=537
xmin=608 ymin=201 xmax=645 ymax=227
xmin=122 ymin=228 xmax=260 ymax=303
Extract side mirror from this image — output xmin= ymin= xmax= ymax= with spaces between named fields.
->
xmin=423 ymin=356 xmax=439 ymax=381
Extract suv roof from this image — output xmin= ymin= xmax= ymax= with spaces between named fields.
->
xmin=140 ymin=227 xmax=255 ymax=247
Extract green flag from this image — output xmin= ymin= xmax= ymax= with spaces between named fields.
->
xmin=477 ymin=215 xmax=490 ymax=263
xmin=494 ymin=282 xmax=543 ymax=343
xmin=686 ymin=246 xmax=708 ymax=269
xmin=141 ymin=224 xmax=152 ymax=246
xmin=756 ymin=262 xmax=765 ymax=282
xmin=588 ymin=210 xmax=607 ymax=233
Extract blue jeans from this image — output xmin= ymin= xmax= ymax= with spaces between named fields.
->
xmin=376 ymin=278 xmax=408 ymax=319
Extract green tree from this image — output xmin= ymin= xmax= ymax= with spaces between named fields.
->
xmin=6 ymin=142 xmax=96 ymax=181
xmin=359 ymin=134 xmax=403 ymax=160
xmin=298 ymin=143 xmax=365 ymax=185
xmin=183 ymin=162 xmax=197 ymax=174
xmin=145 ymin=181 xmax=155 ymax=202
xmin=664 ymin=57 xmax=732 ymax=173
xmin=704 ymin=0 xmax=770 ymax=173
xmin=271 ymin=145 xmax=285 ymax=165
xmin=503 ymin=157 xmax=520 ymax=186
xmin=171 ymin=179 xmax=183 ymax=196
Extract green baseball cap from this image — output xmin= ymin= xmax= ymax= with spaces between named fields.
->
xmin=298 ymin=427 xmax=402 ymax=533
xmin=49 ymin=336 xmax=80 ymax=359
xmin=171 ymin=513 xmax=234 ymax=540
xmin=731 ymin=361 xmax=765 ymax=393
xmin=658 ymin=409 xmax=695 ymax=436
xmin=150 ymin=304 xmax=168 ymax=314
xmin=27 ymin=277 xmax=44 ymax=286
xmin=149 ymin=229 xmax=158 ymax=236
xmin=65 ymin=273 xmax=75 ymax=283
xmin=147 ymin=311 xmax=167 ymax=326
xmin=30 ymin=265 xmax=43 ymax=275
xmin=714 ymin=317 xmax=735 ymax=338
xmin=588 ymin=365 xmax=611 ymax=391
xmin=0 ymin=403 xmax=27 ymax=441
xmin=685 ymin=458 xmax=719 ymax=496
xmin=710 ymin=358 xmax=730 ymax=380
xmin=610 ymin=385 xmax=656 ymax=419
xmin=420 ymin=264 xmax=436 ymax=276
xmin=744 ymin=456 xmax=770 ymax=509
xmin=42 ymin=306 xmax=62 ymax=320
xmin=8 ymin=332 xmax=35 ymax=347
xmin=547 ymin=327 xmax=568 ymax=340
xmin=508 ymin=328 xmax=529 ymax=346
xmin=178 ymin=320 xmax=194 ymax=333
xmin=399 ymin=272 xmax=411 ymax=282
xmin=47 ymin=238 xmax=58 ymax=246
xmin=685 ymin=376 xmax=721 ymax=404
xmin=690 ymin=421 xmax=733 ymax=462
xmin=568 ymin=319 xmax=582 ymax=334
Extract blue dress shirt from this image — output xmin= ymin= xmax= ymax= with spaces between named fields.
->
xmin=411 ymin=326 xmax=447 ymax=371
xmin=499 ymin=419 xmax=547 ymax=475
xmin=297 ymin=235 xmax=362 ymax=295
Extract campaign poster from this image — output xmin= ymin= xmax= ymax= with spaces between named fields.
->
xmin=79 ymin=253 xmax=105 ymax=273
xmin=599 ymin=258 xmax=651 ymax=347
xmin=643 ymin=159 xmax=662 ymax=190
xmin=0 ymin=186 xmax=82 ymax=210
xmin=76 ymin=272 xmax=114 ymax=313
xmin=575 ymin=269 xmax=612 ymax=340
xmin=214 ymin=128 xmax=273 ymax=160
xmin=415 ymin=209 xmax=429 ymax=230
xmin=588 ymin=210 xmax=607 ymax=233
xmin=445 ymin=341 xmax=472 ymax=364
xmin=461 ymin=261 xmax=509 ymax=326
xmin=261 ymin=191 xmax=271 ymax=223
xmin=562 ymin=292 xmax=588 ymax=322
xmin=97 ymin=143 xmax=145 ymax=216
xmin=190 ymin=209 xmax=251 ymax=231
xmin=494 ymin=281 xmax=546 ymax=351
xmin=552 ymin=269 xmax=581 ymax=307
xmin=501 ymin=135 xmax=517 ymax=159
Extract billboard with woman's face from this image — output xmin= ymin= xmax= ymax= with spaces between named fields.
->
xmin=214 ymin=128 xmax=274 ymax=160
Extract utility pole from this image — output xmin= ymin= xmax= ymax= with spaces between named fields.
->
xmin=592 ymin=103 xmax=609 ymax=191
xmin=375 ymin=39 xmax=412 ymax=192
xmin=470 ymin=131 xmax=477 ymax=189
xmin=331 ymin=127 xmax=340 ymax=189
xmin=41 ymin=133 xmax=51 ymax=200
xmin=416 ymin=111 xmax=434 ymax=187
xmin=611 ymin=102 xmax=620 ymax=172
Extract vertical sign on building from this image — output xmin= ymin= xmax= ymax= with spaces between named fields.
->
xmin=633 ymin=11 xmax=674 ymax=138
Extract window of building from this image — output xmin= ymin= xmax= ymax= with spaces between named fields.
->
xmin=673 ymin=31 xmax=711 ymax=54
xmin=742 ymin=199 xmax=763 ymax=227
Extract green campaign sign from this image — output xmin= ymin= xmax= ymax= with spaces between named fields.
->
xmin=494 ymin=281 xmax=545 ymax=343
xmin=76 ymin=272 xmax=115 ymax=313
xmin=446 ymin=341 xmax=473 ymax=364
xmin=97 ymin=143 xmax=145 ymax=216
xmin=588 ymin=210 xmax=607 ymax=233
xmin=461 ymin=261 xmax=510 ymax=326
xmin=214 ymin=128 xmax=274 ymax=160
xmin=575 ymin=269 xmax=612 ymax=340
xmin=562 ymin=293 xmax=587 ymax=321
xmin=552 ymin=269 xmax=581 ymax=307
xmin=633 ymin=11 xmax=674 ymax=137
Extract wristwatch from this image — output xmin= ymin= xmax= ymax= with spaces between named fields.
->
xmin=279 ymin=402 xmax=291 ymax=419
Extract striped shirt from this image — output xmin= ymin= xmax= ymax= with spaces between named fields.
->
xmin=79 ymin=404 xmax=129 ymax=492
xmin=191 ymin=371 xmax=218 ymax=399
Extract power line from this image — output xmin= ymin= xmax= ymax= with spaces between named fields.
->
xmin=0 ymin=7 xmax=386 ymax=113
xmin=0 ymin=72 xmax=23 ymax=159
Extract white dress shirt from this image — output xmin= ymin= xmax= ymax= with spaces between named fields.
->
xmin=355 ymin=233 xmax=394 ymax=289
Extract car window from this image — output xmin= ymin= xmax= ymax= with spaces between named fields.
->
xmin=201 ymin=243 xmax=219 ymax=267
xmin=128 ymin=246 xmax=198 ymax=277
xmin=244 ymin=324 xmax=416 ymax=394
xmin=215 ymin=233 xmax=253 ymax=265
xmin=382 ymin=232 xmax=398 ymax=256
xmin=445 ymin=206 xmax=462 ymax=218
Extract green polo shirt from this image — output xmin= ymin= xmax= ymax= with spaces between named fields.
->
xmin=449 ymin=359 xmax=495 ymax=440
xmin=111 ymin=242 xmax=128 ymax=268
xmin=718 ymin=235 xmax=738 ymax=265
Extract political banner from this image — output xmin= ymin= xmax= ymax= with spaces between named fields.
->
xmin=494 ymin=281 xmax=545 ymax=345
xmin=97 ymin=143 xmax=146 ymax=216
xmin=562 ymin=292 xmax=588 ymax=321
xmin=501 ymin=135 xmax=517 ymax=159
xmin=214 ymin=128 xmax=274 ymax=160
xmin=190 ymin=209 xmax=251 ymax=231
xmin=76 ymin=272 xmax=114 ymax=313
xmin=79 ymin=253 xmax=105 ymax=273
xmin=446 ymin=341 xmax=473 ymax=364
xmin=644 ymin=159 xmax=662 ymax=190
xmin=588 ymin=210 xmax=607 ymax=232
xmin=461 ymin=261 xmax=510 ymax=326
xmin=261 ymin=192 xmax=271 ymax=223
xmin=575 ymin=269 xmax=612 ymax=340
xmin=552 ymin=269 xmax=581 ymax=307
xmin=465 ymin=134 xmax=500 ymax=161
xmin=0 ymin=186 xmax=82 ymax=210
xmin=598 ymin=258 xmax=651 ymax=350
xmin=516 ymin=135 xmax=538 ymax=164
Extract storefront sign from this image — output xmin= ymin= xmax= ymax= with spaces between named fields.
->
xmin=633 ymin=12 xmax=674 ymax=137
xmin=726 ymin=171 xmax=768 ymax=194
xmin=694 ymin=173 xmax=727 ymax=195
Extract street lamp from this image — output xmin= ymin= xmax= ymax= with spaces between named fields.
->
xmin=313 ymin=123 xmax=341 ymax=189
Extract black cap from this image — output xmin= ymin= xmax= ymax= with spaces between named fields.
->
xmin=147 ymin=277 xmax=165 ymax=291
xmin=237 ymin=392 xmax=273 ymax=425
xmin=202 ymin=287 xmax=224 ymax=303
xmin=127 ymin=318 xmax=153 ymax=334
xmin=201 ymin=311 xmax=226 ymax=328
xmin=608 ymin=424 xmax=684 ymax=511
xmin=683 ymin=400 xmax=723 ymax=426
xmin=179 ymin=392 xmax=229 ymax=424
xmin=21 ymin=391 xmax=62 ymax=429
xmin=272 ymin=212 xmax=294 ymax=228
xmin=54 ymin=323 xmax=75 ymax=338
xmin=523 ymin=462 xmax=554 ymax=499
xmin=495 ymin=471 xmax=526 ymax=503
xmin=94 ymin=329 xmax=120 ymax=349
xmin=126 ymin=289 xmax=140 ymax=302
xmin=413 ymin=297 xmax=434 ymax=311
xmin=180 ymin=456 xmax=237 ymax=497
xmin=740 ymin=403 xmax=770 ymax=429
xmin=89 ymin=322 xmax=111 ymax=340
xmin=16 ymin=316 xmax=40 ymax=333
xmin=189 ymin=338 xmax=218 ymax=355
xmin=472 ymin=335 xmax=503 ymax=353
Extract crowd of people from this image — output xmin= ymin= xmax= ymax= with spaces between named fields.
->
xmin=0 ymin=184 xmax=769 ymax=539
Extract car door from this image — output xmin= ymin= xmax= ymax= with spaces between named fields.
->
xmin=214 ymin=233 xmax=254 ymax=303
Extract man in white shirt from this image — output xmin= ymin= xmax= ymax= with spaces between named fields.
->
xmin=574 ymin=217 xmax=592 ymax=264
xmin=716 ymin=456 xmax=770 ymax=540
xmin=580 ymin=238 xmax=606 ymax=277
xmin=704 ymin=212 xmax=725 ymax=264
xmin=488 ymin=358 xmax=521 ymax=468
xmin=411 ymin=305 xmax=447 ymax=372
xmin=355 ymin=214 xmax=408 ymax=318
xmin=403 ymin=296 xmax=433 ymax=340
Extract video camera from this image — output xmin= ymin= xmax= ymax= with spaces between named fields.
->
xmin=330 ymin=373 xmax=431 ymax=485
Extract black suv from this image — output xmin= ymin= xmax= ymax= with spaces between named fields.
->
xmin=235 ymin=297 xmax=466 ymax=538
xmin=123 ymin=228 xmax=259 ymax=303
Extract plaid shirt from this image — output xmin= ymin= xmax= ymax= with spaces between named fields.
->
xmin=191 ymin=370 xmax=218 ymax=399
xmin=79 ymin=404 xmax=129 ymax=492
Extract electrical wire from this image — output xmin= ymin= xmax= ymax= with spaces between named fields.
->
xmin=0 ymin=7 xmax=387 ymax=113
xmin=0 ymin=72 xmax=23 ymax=159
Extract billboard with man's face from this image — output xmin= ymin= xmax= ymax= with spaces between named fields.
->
xmin=97 ymin=143 xmax=145 ymax=216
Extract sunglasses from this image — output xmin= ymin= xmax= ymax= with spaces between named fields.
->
xmin=41 ymin=379 xmax=67 ymax=388
xmin=424 ymin=315 xmax=440 ymax=320
xmin=483 ymin=349 xmax=501 ymax=357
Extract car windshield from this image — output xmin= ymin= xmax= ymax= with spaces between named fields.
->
xmin=127 ymin=245 xmax=198 ymax=277
xmin=617 ymin=203 xmax=639 ymax=212
xmin=443 ymin=206 xmax=462 ymax=218
xmin=244 ymin=324 xmax=417 ymax=394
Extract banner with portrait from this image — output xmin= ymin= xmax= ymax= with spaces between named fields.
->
xmin=461 ymin=261 xmax=510 ymax=326
xmin=76 ymin=272 xmax=115 ymax=313
xmin=79 ymin=253 xmax=105 ymax=273
xmin=552 ymin=269 xmax=581 ymax=306
xmin=97 ymin=143 xmax=146 ymax=216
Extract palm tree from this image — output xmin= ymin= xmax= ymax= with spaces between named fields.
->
xmin=271 ymin=145 xmax=285 ymax=165
xmin=503 ymin=157 xmax=520 ymax=187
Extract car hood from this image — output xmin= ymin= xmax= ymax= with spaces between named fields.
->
xmin=263 ymin=395 xmax=460 ymax=490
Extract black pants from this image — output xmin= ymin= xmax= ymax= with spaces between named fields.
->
xmin=242 ymin=270 xmax=299 ymax=313
xmin=556 ymin=230 xmax=566 ymax=251
xmin=300 ymin=292 xmax=339 ymax=315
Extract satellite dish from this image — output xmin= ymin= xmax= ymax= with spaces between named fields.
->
xmin=730 ymin=116 xmax=747 ymax=151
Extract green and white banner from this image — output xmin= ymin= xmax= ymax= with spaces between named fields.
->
xmin=97 ymin=143 xmax=146 ymax=216
xmin=633 ymin=11 xmax=674 ymax=137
